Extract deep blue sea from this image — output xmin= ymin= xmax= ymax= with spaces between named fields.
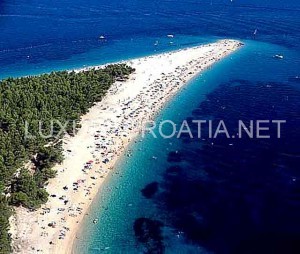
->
xmin=1 ymin=0 xmax=300 ymax=253
xmin=1 ymin=0 xmax=300 ymax=79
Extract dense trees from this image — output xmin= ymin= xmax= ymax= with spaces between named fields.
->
xmin=0 ymin=64 xmax=134 ymax=252
xmin=10 ymin=168 xmax=49 ymax=208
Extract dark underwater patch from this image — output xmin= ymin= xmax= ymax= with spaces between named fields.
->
xmin=141 ymin=182 xmax=159 ymax=199
xmin=133 ymin=217 xmax=165 ymax=254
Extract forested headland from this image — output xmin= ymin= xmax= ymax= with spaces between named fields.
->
xmin=0 ymin=64 xmax=134 ymax=253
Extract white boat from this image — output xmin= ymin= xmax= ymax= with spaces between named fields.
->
xmin=274 ymin=54 xmax=284 ymax=59
xmin=99 ymin=35 xmax=105 ymax=39
xmin=167 ymin=34 xmax=174 ymax=38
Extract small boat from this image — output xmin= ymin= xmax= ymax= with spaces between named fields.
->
xmin=167 ymin=34 xmax=174 ymax=38
xmin=273 ymin=54 xmax=284 ymax=59
xmin=99 ymin=35 xmax=105 ymax=39
xmin=93 ymin=219 xmax=98 ymax=224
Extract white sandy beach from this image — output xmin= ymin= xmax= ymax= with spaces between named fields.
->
xmin=9 ymin=39 xmax=242 ymax=254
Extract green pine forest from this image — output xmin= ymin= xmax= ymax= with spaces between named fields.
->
xmin=0 ymin=64 xmax=134 ymax=253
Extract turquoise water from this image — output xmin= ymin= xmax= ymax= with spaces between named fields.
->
xmin=75 ymin=40 xmax=300 ymax=253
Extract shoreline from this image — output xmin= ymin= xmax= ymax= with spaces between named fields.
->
xmin=10 ymin=39 xmax=243 ymax=254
